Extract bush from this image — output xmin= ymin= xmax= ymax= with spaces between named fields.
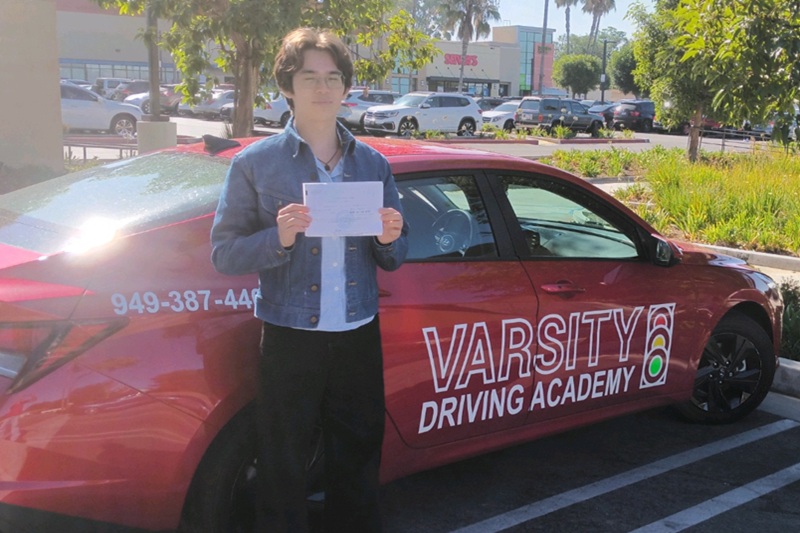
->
xmin=780 ymin=280 xmax=800 ymax=361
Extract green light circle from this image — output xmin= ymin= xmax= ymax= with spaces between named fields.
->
xmin=649 ymin=355 xmax=664 ymax=377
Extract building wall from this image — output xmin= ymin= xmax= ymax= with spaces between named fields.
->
xmin=0 ymin=0 xmax=63 ymax=174
xmin=419 ymin=40 xmax=519 ymax=97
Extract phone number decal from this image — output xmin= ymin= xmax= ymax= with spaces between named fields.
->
xmin=111 ymin=289 xmax=259 ymax=315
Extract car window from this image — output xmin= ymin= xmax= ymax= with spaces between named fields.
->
xmin=493 ymin=102 xmax=520 ymax=112
xmin=542 ymin=100 xmax=562 ymax=112
xmin=498 ymin=175 xmax=638 ymax=260
xmin=425 ymin=97 xmax=440 ymax=108
xmin=519 ymin=100 xmax=540 ymax=112
xmin=61 ymin=84 xmax=96 ymax=101
xmin=0 ymin=153 xmax=230 ymax=254
xmin=397 ymin=175 xmax=498 ymax=261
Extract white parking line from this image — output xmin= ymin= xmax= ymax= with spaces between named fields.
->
xmin=450 ymin=419 xmax=799 ymax=533
xmin=629 ymin=462 xmax=800 ymax=532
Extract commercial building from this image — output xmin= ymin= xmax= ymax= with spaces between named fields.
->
xmin=54 ymin=1 xmax=559 ymax=98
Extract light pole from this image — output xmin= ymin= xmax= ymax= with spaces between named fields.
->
xmin=537 ymin=0 xmax=550 ymax=96
xmin=600 ymin=39 xmax=616 ymax=104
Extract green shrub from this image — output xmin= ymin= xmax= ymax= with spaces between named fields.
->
xmin=551 ymin=124 xmax=576 ymax=139
xmin=780 ymin=280 xmax=800 ymax=361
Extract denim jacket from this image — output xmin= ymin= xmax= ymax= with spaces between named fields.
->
xmin=210 ymin=120 xmax=409 ymax=329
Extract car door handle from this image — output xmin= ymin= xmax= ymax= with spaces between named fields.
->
xmin=541 ymin=280 xmax=586 ymax=295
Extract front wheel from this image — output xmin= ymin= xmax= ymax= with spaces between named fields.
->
xmin=279 ymin=111 xmax=291 ymax=128
xmin=676 ymin=312 xmax=775 ymax=424
xmin=110 ymin=115 xmax=137 ymax=137
xmin=589 ymin=121 xmax=601 ymax=138
xmin=397 ymin=118 xmax=417 ymax=137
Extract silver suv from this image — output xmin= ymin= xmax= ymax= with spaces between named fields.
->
xmin=515 ymin=97 xmax=605 ymax=137
xmin=338 ymin=88 xmax=397 ymax=130
xmin=363 ymin=92 xmax=482 ymax=137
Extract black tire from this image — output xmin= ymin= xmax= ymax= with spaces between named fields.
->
xmin=180 ymin=406 xmax=325 ymax=533
xmin=676 ymin=312 xmax=775 ymax=424
xmin=590 ymin=121 xmax=601 ymax=138
xmin=641 ymin=119 xmax=653 ymax=133
xmin=279 ymin=111 xmax=291 ymax=128
xmin=457 ymin=118 xmax=476 ymax=136
xmin=397 ymin=118 xmax=417 ymax=137
xmin=503 ymin=119 xmax=515 ymax=131
xmin=110 ymin=115 xmax=137 ymax=137
xmin=142 ymin=99 xmax=151 ymax=114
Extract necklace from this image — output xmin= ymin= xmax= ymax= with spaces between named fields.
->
xmin=318 ymin=145 xmax=340 ymax=171
xmin=317 ymin=134 xmax=342 ymax=171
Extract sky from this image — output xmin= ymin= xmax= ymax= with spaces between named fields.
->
xmin=494 ymin=0 xmax=653 ymax=41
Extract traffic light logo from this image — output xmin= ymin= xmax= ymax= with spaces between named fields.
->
xmin=640 ymin=303 xmax=675 ymax=388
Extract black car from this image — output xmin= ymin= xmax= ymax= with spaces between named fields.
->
xmin=610 ymin=100 xmax=656 ymax=132
xmin=589 ymin=102 xmax=622 ymax=129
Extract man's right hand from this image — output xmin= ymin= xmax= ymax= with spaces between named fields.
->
xmin=276 ymin=203 xmax=311 ymax=248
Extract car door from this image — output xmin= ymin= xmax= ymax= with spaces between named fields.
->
xmin=569 ymin=102 xmax=591 ymax=131
xmin=419 ymin=95 xmax=442 ymax=132
xmin=61 ymin=84 xmax=104 ymax=130
xmin=378 ymin=171 xmax=539 ymax=448
xmin=487 ymin=171 xmax=703 ymax=424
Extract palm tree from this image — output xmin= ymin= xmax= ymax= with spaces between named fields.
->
xmin=583 ymin=0 xmax=616 ymax=49
xmin=439 ymin=0 xmax=501 ymax=93
xmin=554 ymin=0 xmax=579 ymax=55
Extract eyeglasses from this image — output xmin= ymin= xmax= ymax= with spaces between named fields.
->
xmin=295 ymin=73 xmax=345 ymax=90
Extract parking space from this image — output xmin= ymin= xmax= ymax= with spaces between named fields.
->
xmin=380 ymin=395 xmax=800 ymax=532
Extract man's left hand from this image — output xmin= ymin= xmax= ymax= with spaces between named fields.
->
xmin=377 ymin=208 xmax=403 ymax=245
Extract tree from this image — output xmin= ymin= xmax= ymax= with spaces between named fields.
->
xmin=555 ymin=27 xmax=626 ymax=61
xmin=674 ymin=0 xmax=800 ymax=128
xmin=582 ymin=0 xmax=616 ymax=50
xmin=631 ymin=0 xmax=712 ymax=161
xmin=609 ymin=42 xmax=640 ymax=96
xmin=96 ymin=0 xmax=401 ymax=137
xmin=554 ymin=0 xmax=580 ymax=55
xmin=552 ymin=54 xmax=602 ymax=97
xmin=354 ymin=10 xmax=440 ymax=88
xmin=439 ymin=0 xmax=501 ymax=93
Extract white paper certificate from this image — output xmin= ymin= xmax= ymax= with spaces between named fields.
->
xmin=303 ymin=182 xmax=383 ymax=237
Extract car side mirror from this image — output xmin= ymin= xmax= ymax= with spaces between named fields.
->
xmin=650 ymin=235 xmax=679 ymax=267
xmin=420 ymin=103 xmax=430 ymax=109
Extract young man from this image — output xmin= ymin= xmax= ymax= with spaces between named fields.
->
xmin=210 ymin=28 xmax=408 ymax=532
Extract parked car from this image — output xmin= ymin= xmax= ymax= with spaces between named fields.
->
xmin=474 ymin=96 xmax=506 ymax=111
xmin=363 ymin=92 xmax=482 ymax=136
xmin=515 ymin=97 xmax=605 ymax=136
xmin=61 ymin=78 xmax=92 ymax=90
xmin=0 ymin=135 xmax=781 ymax=531
xmin=92 ymin=77 xmax=131 ymax=98
xmin=191 ymin=89 xmax=236 ymax=120
xmin=610 ymin=100 xmax=656 ymax=132
xmin=220 ymin=96 xmax=292 ymax=128
xmin=108 ymin=80 xmax=151 ymax=101
xmin=60 ymin=81 xmax=141 ymax=136
xmin=337 ymin=88 xmax=397 ymax=130
xmin=123 ymin=85 xmax=183 ymax=115
xmin=481 ymin=99 xmax=522 ymax=131
xmin=589 ymin=102 xmax=621 ymax=129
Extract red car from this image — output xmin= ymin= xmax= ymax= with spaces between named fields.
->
xmin=0 ymin=138 xmax=782 ymax=531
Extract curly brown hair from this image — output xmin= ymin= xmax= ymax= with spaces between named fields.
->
xmin=273 ymin=28 xmax=353 ymax=109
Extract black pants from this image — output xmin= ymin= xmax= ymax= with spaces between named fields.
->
xmin=256 ymin=317 xmax=385 ymax=533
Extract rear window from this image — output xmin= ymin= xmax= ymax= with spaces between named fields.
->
xmin=0 ymin=153 xmax=230 ymax=254
xmin=519 ymin=100 xmax=540 ymax=112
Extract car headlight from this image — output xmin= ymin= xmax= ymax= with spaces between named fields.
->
xmin=384 ymin=111 xmax=399 ymax=118
xmin=491 ymin=116 xmax=502 ymax=122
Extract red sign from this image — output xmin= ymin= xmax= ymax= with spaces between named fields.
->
xmin=444 ymin=53 xmax=478 ymax=66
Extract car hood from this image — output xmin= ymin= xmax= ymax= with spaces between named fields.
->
xmin=368 ymin=104 xmax=415 ymax=114
xmin=672 ymin=240 xmax=751 ymax=268
xmin=103 ymin=99 xmax=142 ymax=117
xmin=483 ymin=110 xmax=513 ymax=119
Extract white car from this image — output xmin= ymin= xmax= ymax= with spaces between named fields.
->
xmin=60 ymin=82 xmax=142 ymax=137
xmin=193 ymin=90 xmax=236 ymax=119
xmin=481 ymin=100 xmax=522 ymax=131
xmin=337 ymin=88 xmax=397 ymax=130
xmin=363 ymin=92 xmax=482 ymax=137
xmin=219 ymin=96 xmax=292 ymax=128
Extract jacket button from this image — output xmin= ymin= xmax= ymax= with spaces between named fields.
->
xmin=310 ymin=284 xmax=319 ymax=292
xmin=311 ymin=247 xmax=320 ymax=255
xmin=348 ymin=280 xmax=357 ymax=286
xmin=310 ymin=316 xmax=318 ymax=324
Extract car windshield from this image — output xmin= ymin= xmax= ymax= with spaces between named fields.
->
xmin=493 ymin=102 xmax=521 ymax=112
xmin=393 ymin=94 xmax=428 ymax=107
xmin=0 ymin=153 xmax=230 ymax=254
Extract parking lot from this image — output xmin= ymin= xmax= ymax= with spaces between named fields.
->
xmin=380 ymin=394 xmax=800 ymax=532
